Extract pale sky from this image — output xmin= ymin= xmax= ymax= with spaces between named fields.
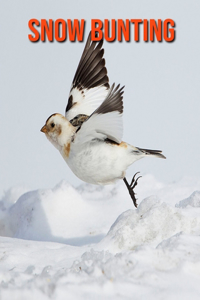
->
xmin=0 ymin=0 xmax=200 ymax=196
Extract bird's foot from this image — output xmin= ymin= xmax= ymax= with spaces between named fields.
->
xmin=123 ymin=172 xmax=142 ymax=208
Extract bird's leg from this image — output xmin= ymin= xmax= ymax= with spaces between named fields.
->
xmin=123 ymin=172 xmax=142 ymax=208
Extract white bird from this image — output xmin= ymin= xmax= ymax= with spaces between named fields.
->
xmin=41 ymin=32 xmax=166 ymax=207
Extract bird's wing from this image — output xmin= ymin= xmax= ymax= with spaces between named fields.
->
xmin=73 ymin=84 xmax=124 ymax=145
xmin=65 ymin=32 xmax=110 ymax=122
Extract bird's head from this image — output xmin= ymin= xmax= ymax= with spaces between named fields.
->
xmin=41 ymin=113 xmax=75 ymax=150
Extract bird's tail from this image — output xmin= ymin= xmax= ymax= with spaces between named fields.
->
xmin=136 ymin=147 xmax=166 ymax=159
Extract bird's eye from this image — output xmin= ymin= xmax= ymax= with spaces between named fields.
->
xmin=51 ymin=123 xmax=55 ymax=128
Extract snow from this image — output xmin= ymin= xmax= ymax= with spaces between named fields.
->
xmin=0 ymin=175 xmax=200 ymax=299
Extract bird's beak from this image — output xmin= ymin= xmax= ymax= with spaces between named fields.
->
xmin=40 ymin=125 xmax=47 ymax=133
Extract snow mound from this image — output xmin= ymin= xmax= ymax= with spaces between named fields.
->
xmin=100 ymin=196 xmax=200 ymax=251
xmin=1 ymin=181 xmax=100 ymax=244
xmin=176 ymin=191 xmax=200 ymax=208
xmin=0 ymin=180 xmax=131 ymax=245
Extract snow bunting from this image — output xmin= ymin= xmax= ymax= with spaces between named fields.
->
xmin=41 ymin=32 xmax=166 ymax=207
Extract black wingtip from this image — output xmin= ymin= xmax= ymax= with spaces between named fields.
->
xmin=93 ymin=83 xmax=124 ymax=115
xmin=72 ymin=31 xmax=109 ymax=91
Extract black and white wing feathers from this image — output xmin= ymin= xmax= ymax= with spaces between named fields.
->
xmin=65 ymin=32 xmax=110 ymax=122
xmin=74 ymin=84 xmax=124 ymax=145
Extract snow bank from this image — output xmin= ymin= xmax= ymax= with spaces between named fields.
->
xmin=100 ymin=195 xmax=200 ymax=252
xmin=0 ymin=180 xmax=131 ymax=245
xmin=176 ymin=191 xmax=200 ymax=208
xmin=0 ymin=175 xmax=200 ymax=299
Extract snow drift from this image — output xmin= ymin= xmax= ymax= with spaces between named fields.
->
xmin=0 ymin=175 xmax=200 ymax=299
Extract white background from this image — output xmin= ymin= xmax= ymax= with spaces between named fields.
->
xmin=0 ymin=0 xmax=199 ymax=196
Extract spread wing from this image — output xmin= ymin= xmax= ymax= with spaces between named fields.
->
xmin=65 ymin=32 xmax=110 ymax=122
xmin=73 ymin=84 xmax=124 ymax=145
